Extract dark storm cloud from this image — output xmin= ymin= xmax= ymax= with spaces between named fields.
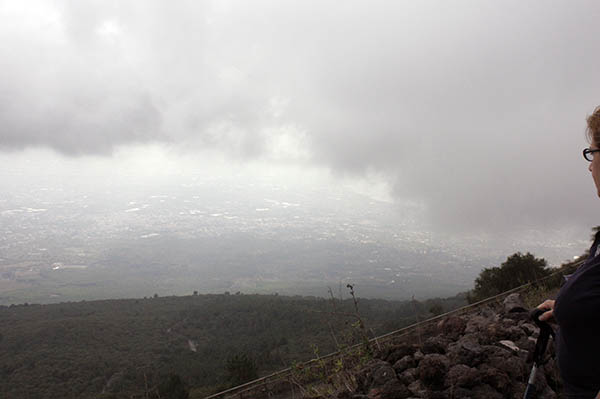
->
xmin=1 ymin=0 xmax=600 ymax=232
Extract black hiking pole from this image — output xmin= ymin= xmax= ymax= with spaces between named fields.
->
xmin=523 ymin=308 xmax=555 ymax=399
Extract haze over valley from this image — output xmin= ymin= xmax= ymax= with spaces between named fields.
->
xmin=0 ymin=152 xmax=588 ymax=305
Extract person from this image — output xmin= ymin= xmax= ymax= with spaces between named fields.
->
xmin=537 ymin=106 xmax=600 ymax=398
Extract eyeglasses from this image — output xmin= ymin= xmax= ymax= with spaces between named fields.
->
xmin=583 ymin=148 xmax=600 ymax=162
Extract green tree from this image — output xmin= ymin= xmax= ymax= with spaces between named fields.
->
xmin=158 ymin=374 xmax=189 ymax=399
xmin=225 ymin=353 xmax=258 ymax=386
xmin=469 ymin=252 xmax=549 ymax=303
xmin=429 ymin=302 xmax=444 ymax=316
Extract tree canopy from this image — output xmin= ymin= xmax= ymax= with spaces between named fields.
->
xmin=469 ymin=252 xmax=549 ymax=303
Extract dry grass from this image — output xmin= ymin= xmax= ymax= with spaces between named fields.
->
xmin=521 ymin=284 xmax=560 ymax=309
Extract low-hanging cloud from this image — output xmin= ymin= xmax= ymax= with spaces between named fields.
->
xmin=1 ymin=0 xmax=600 ymax=233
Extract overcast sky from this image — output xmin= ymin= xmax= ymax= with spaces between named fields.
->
xmin=1 ymin=0 xmax=600 ymax=237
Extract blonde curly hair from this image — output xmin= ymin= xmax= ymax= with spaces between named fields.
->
xmin=587 ymin=106 xmax=600 ymax=145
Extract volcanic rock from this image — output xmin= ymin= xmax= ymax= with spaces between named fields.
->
xmin=417 ymin=354 xmax=450 ymax=389
xmin=343 ymin=294 xmax=561 ymax=399
xmin=503 ymin=293 xmax=527 ymax=313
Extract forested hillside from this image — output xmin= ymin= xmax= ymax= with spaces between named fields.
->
xmin=0 ymin=292 xmax=466 ymax=398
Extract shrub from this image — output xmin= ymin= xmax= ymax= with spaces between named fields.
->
xmin=469 ymin=252 xmax=549 ymax=303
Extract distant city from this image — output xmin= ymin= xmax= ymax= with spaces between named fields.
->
xmin=0 ymin=172 xmax=589 ymax=305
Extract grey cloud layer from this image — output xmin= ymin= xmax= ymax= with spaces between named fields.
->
xmin=2 ymin=0 xmax=600 ymax=231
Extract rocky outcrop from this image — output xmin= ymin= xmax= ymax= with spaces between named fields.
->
xmin=346 ymin=294 xmax=560 ymax=399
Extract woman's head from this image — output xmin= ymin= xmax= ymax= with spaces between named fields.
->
xmin=586 ymin=106 xmax=600 ymax=198
xmin=586 ymin=106 xmax=600 ymax=146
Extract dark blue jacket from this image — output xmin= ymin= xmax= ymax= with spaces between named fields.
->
xmin=554 ymin=232 xmax=600 ymax=394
